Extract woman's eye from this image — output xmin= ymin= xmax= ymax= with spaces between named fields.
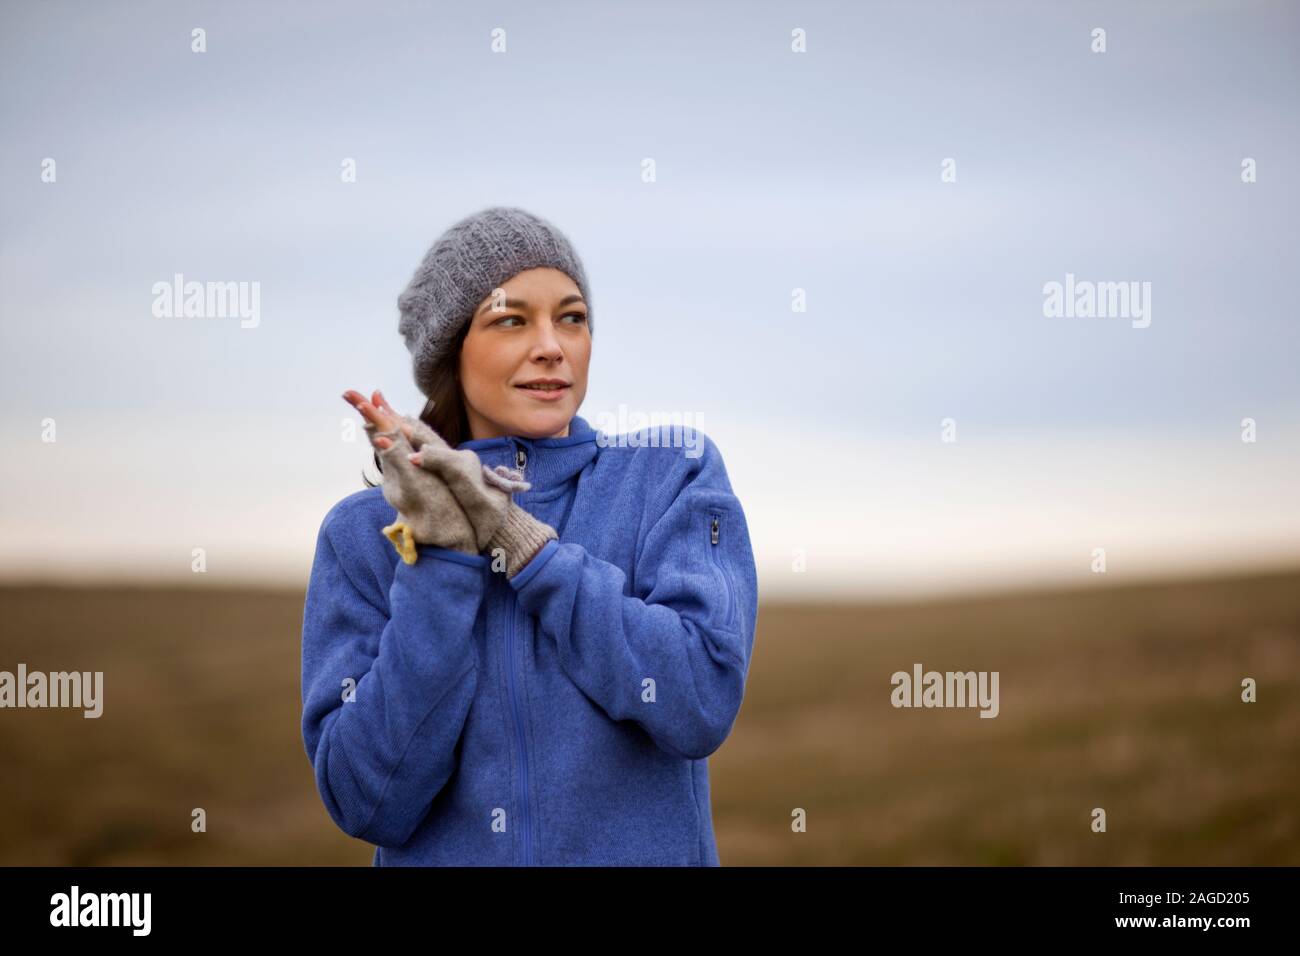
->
xmin=496 ymin=312 xmax=586 ymax=327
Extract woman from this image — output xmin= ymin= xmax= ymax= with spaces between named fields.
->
xmin=300 ymin=207 xmax=758 ymax=866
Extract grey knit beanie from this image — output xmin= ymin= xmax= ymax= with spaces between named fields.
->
xmin=396 ymin=206 xmax=594 ymax=400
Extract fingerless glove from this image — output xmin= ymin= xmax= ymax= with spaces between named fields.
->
xmin=365 ymin=415 xmax=477 ymax=563
xmin=414 ymin=440 xmax=559 ymax=580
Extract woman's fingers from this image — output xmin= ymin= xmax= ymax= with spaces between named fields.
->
xmin=359 ymin=402 xmax=395 ymax=433
xmin=343 ymin=390 xmax=382 ymax=425
xmin=364 ymin=388 xmax=418 ymax=443
xmin=342 ymin=389 xmax=397 ymax=433
xmin=346 ymin=389 xmax=439 ymax=454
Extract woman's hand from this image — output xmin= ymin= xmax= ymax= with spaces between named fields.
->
xmin=342 ymin=389 xmax=412 ymax=450
xmin=342 ymin=386 xmax=557 ymax=576
xmin=344 ymin=387 xmax=450 ymax=458
xmin=411 ymin=440 xmax=558 ymax=579
xmin=341 ymin=388 xmax=478 ymax=561
xmin=344 ymin=387 xmax=525 ymax=547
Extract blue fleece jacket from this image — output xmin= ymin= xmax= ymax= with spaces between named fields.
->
xmin=300 ymin=413 xmax=758 ymax=865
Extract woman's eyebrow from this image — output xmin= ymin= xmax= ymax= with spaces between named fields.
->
xmin=476 ymin=293 xmax=586 ymax=317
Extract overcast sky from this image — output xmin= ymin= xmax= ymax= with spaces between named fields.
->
xmin=2 ymin=0 xmax=1297 ymax=598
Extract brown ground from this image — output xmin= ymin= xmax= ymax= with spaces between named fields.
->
xmin=1 ymin=567 xmax=1297 ymax=865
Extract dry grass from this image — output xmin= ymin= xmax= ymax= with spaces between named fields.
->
xmin=1 ymin=568 xmax=1297 ymax=865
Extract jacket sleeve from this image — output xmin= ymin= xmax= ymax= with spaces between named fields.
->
xmin=508 ymin=434 xmax=758 ymax=760
xmin=300 ymin=505 xmax=485 ymax=847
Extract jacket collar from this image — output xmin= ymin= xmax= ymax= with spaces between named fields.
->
xmin=457 ymin=413 xmax=601 ymax=492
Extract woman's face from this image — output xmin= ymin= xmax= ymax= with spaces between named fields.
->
xmin=459 ymin=266 xmax=591 ymax=441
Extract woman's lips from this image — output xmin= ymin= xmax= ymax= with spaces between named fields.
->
xmin=516 ymin=384 xmax=570 ymax=402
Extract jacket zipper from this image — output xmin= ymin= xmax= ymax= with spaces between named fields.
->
xmin=504 ymin=588 xmax=533 ymax=865
xmin=709 ymin=514 xmax=736 ymax=627
xmin=505 ymin=439 xmax=533 ymax=865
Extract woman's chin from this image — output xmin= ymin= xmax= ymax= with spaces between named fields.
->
xmin=508 ymin=399 xmax=572 ymax=435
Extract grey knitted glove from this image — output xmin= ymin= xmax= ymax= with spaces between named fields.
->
xmin=365 ymin=415 xmax=477 ymax=563
xmin=414 ymin=443 xmax=558 ymax=579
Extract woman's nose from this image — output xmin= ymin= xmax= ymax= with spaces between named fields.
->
xmin=529 ymin=324 xmax=564 ymax=357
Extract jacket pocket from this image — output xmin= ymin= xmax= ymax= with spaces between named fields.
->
xmin=706 ymin=511 xmax=738 ymax=632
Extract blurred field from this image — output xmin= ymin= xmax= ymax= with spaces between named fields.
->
xmin=1 ymin=567 xmax=1297 ymax=865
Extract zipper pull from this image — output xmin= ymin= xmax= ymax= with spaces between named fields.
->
xmin=710 ymin=516 xmax=719 ymax=545
xmin=516 ymin=446 xmax=527 ymax=472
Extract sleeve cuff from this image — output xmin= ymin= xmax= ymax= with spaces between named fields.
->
xmin=414 ymin=544 xmax=490 ymax=568
xmin=508 ymin=538 xmax=560 ymax=590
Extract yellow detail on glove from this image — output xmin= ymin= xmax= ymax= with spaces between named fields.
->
xmin=382 ymin=520 xmax=418 ymax=565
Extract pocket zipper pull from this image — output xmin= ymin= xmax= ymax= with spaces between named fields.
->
xmin=710 ymin=516 xmax=719 ymax=545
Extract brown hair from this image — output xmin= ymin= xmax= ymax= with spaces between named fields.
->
xmin=361 ymin=320 xmax=473 ymax=488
